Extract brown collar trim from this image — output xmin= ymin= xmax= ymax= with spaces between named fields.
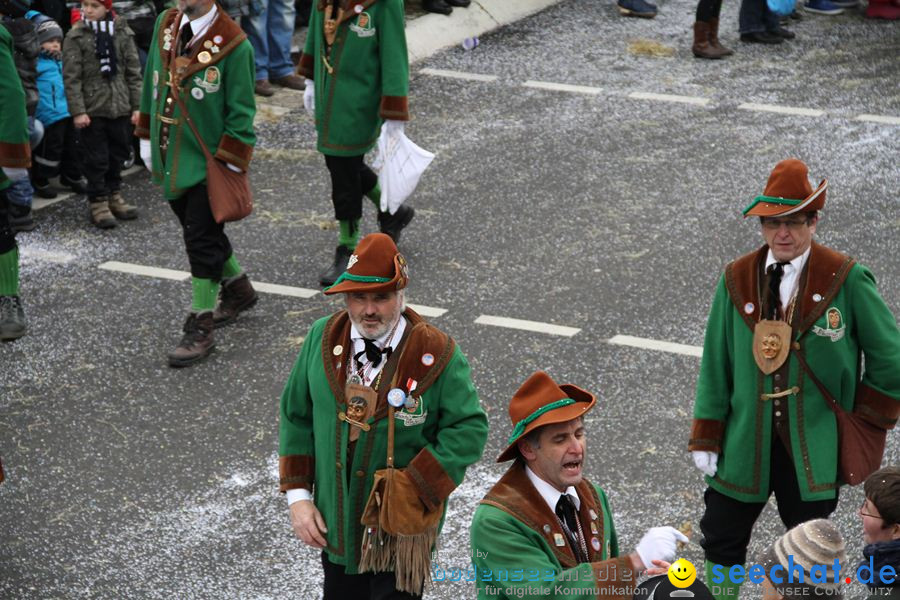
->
xmin=161 ymin=9 xmax=246 ymax=82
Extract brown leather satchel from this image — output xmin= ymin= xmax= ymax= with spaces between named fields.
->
xmin=794 ymin=348 xmax=886 ymax=486
xmin=173 ymin=94 xmax=253 ymax=223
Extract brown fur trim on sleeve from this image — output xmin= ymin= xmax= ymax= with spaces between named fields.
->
xmin=688 ymin=419 xmax=725 ymax=452
xmin=854 ymin=383 xmax=900 ymax=430
xmin=279 ymin=455 xmax=315 ymax=492
xmin=297 ymin=53 xmax=314 ymax=80
xmin=406 ymin=448 xmax=457 ymax=512
xmin=379 ymin=96 xmax=409 ymax=121
xmin=134 ymin=112 xmax=151 ymax=139
xmin=214 ymin=134 xmax=253 ymax=171
xmin=0 ymin=142 xmax=31 ymax=168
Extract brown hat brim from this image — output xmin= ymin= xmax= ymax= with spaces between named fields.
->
xmin=743 ymin=179 xmax=827 ymax=218
xmin=323 ymin=254 xmax=409 ymax=295
xmin=496 ymin=383 xmax=596 ymax=463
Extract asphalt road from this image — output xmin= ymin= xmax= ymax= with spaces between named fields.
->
xmin=1 ymin=1 xmax=898 ymax=598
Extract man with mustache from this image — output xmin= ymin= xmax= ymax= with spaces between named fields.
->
xmin=279 ymin=232 xmax=488 ymax=599
xmin=470 ymin=371 xmax=687 ymax=599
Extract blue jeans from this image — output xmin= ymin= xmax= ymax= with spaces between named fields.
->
xmin=241 ymin=0 xmax=296 ymax=81
xmin=739 ymin=0 xmax=780 ymax=33
xmin=7 ymin=117 xmax=44 ymax=208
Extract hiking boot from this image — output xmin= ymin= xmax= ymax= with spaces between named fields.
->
xmin=9 ymin=203 xmax=35 ymax=232
xmin=107 ymin=191 xmax=138 ymax=220
xmin=32 ymin=177 xmax=57 ymax=199
xmin=0 ymin=295 xmax=27 ymax=341
xmin=213 ymin=273 xmax=258 ymax=328
xmin=59 ymin=174 xmax=88 ymax=194
xmin=89 ymin=197 xmax=117 ymax=229
xmin=271 ymin=74 xmax=306 ymax=90
xmin=168 ymin=312 xmax=215 ymax=367
xmin=319 ymin=245 xmax=353 ymax=287
xmin=422 ymin=0 xmax=453 ymax=14
xmin=254 ymin=79 xmax=275 ymax=97
xmin=378 ymin=205 xmax=415 ymax=244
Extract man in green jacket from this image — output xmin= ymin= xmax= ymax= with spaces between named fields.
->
xmin=470 ymin=371 xmax=687 ymax=600
xmin=0 ymin=0 xmax=32 ymax=341
xmin=689 ymin=158 xmax=900 ymax=599
xmin=279 ymin=232 xmax=488 ymax=599
xmin=135 ymin=0 xmax=257 ymax=367
xmin=296 ymin=0 xmax=415 ymax=287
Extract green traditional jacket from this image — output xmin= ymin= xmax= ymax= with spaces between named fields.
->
xmin=690 ymin=242 xmax=900 ymax=502
xmin=136 ymin=7 xmax=256 ymax=199
xmin=297 ymin=0 xmax=409 ymax=157
xmin=0 ymin=24 xmax=30 ymax=191
xmin=279 ymin=308 xmax=488 ymax=573
xmin=470 ymin=461 xmax=635 ymax=600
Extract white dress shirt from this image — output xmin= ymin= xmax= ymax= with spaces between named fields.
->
xmin=525 ymin=465 xmax=581 ymax=514
xmin=765 ymin=246 xmax=811 ymax=312
xmin=178 ymin=4 xmax=217 ymax=52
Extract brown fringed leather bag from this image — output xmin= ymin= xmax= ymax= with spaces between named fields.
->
xmin=358 ymin=404 xmax=443 ymax=595
xmin=173 ymin=94 xmax=252 ymax=223
xmin=794 ymin=348 xmax=886 ymax=486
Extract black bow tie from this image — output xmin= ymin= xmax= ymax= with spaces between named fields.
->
xmin=355 ymin=338 xmax=392 ymax=368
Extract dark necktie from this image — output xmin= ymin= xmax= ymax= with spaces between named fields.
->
xmin=178 ymin=22 xmax=193 ymax=56
xmin=767 ymin=262 xmax=789 ymax=319
xmin=354 ymin=338 xmax=391 ymax=368
xmin=555 ymin=494 xmax=586 ymax=562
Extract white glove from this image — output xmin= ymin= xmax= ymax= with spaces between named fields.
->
xmin=2 ymin=167 xmax=29 ymax=181
xmin=635 ymin=526 xmax=689 ymax=571
xmin=382 ymin=119 xmax=405 ymax=137
xmin=692 ymin=450 xmax=718 ymax=478
xmin=303 ymin=79 xmax=315 ymax=114
xmin=139 ymin=138 xmax=152 ymax=170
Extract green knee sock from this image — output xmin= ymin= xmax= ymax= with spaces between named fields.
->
xmin=339 ymin=219 xmax=360 ymax=250
xmin=365 ymin=183 xmax=381 ymax=210
xmin=706 ymin=560 xmax=742 ymax=600
xmin=0 ymin=247 xmax=20 ymax=296
xmin=191 ymin=277 xmax=219 ymax=313
xmin=221 ymin=254 xmax=243 ymax=280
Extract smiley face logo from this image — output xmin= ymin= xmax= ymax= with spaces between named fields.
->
xmin=668 ymin=558 xmax=697 ymax=589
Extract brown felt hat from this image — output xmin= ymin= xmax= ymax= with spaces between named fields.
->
xmin=323 ymin=233 xmax=409 ymax=295
xmin=743 ymin=159 xmax=827 ymax=218
xmin=497 ymin=371 xmax=596 ymax=463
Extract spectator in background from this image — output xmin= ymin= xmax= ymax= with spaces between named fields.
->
xmin=63 ymin=0 xmax=141 ymax=228
xmin=690 ymin=0 xmax=733 ymax=59
xmin=243 ymin=0 xmax=305 ymax=96
xmin=739 ymin=0 xmax=795 ymax=44
xmin=1 ymin=0 xmax=40 ymax=232
xmin=759 ymin=519 xmax=846 ymax=599
xmin=111 ymin=0 xmax=155 ymax=66
xmin=617 ymin=0 xmax=658 ymax=18
xmin=866 ymin=0 xmax=900 ymax=17
xmin=422 ymin=0 xmax=470 ymax=16
xmin=860 ymin=466 xmax=900 ymax=599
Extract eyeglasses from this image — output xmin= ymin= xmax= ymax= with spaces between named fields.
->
xmin=761 ymin=218 xmax=811 ymax=231
xmin=860 ymin=499 xmax=883 ymax=520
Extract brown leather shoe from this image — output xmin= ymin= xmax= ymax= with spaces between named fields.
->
xmin=254 ymin=79 xmax=275 ymax=97
xmin=708 ymin=18 xmax=734 ymax=55
xmin=271 ymin=74 xmax=306 ymax=90
xmin=89 ymin=197 xmax=117 ymax=229
xmin=107 ymin=191 xmax=139 ymax=220
xmin=213 ymin=273 xmax=259 ymax=328
xmin=168 ymin=312 xmax=215 ymax=367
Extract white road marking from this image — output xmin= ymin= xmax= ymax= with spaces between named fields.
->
xmin=407 ymin=303 xmax=448 ymax=318
xmin=19 ymin=247 xmax=76 ymax=264
xmin=737 ymin=103 xmax=825 ymax=117
xmin=98 ymin=261 xmax=190 ymax=281
xmin=608 ymin=335 xmax=703 ymax=358
xmin=252 ymin=282 xmax=319 ymax=299
xmin=856 ymin=114 xmax=900 ymax=126
xmin=522 ymin=80 xmax=602 ymax=95
xmin=419 ymin=68 xmax=499 ymax=82
xmin=628 ymin=91 xmax=711 ymax=106
xmin=474 ymin=315 xmax=580 ymax=337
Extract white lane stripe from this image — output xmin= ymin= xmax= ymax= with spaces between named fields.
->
xmin=608 ymin=335 xmax=703 ymax=358
xmin=628 ymin=91 xmax=711 ymax=106
xmin=522 ymin=80 xmax=602 ymax=95
xmin=419 ymin=68 xmax=499 ymax=82
xmin=253 ymin=281 xmax=319 ymax=299
xmin=856 ymin=114 xmax=900 ymax=125
xmin=474 ymin=315 xmax=580 ymax=337
xmin=19 ymin=247 xmax=76 ymax=264
xmin=99 ymin=261 xmax=190 ymax=281
xmin=407 ymin=303 xmax=448 ymax=318
xmin=737 ymin=103 xmax=825 ymax=117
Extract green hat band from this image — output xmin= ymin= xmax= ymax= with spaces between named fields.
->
xmin=507 ymin=398 xmax=575 ymax=444
xmin=324 ymin=272 xmax=391 ymax=292
xmin=742 ymin=195 xmax=803 ymax=216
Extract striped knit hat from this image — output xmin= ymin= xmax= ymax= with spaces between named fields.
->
xmin=759 ymin=519 xmax=846 ymax=599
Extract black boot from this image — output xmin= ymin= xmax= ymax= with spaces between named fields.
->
xmin=378 ymin=205 xmax=415 ymax=243
xmin=319 ymin=245 xmax=353 ymax=287
xmin=0 ymin=295 xmax=27 ymax=341
xmin=423 ymin=0 xmax=452 ymax=14
xmin=8 ymin=203 xmax=35 ymax=232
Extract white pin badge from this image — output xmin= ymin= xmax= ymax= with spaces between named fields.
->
xmin=744 ymin=302 xmax=755 ymax=314
xmin=191 ymin=87 xmax=204 ymax=100
xmin=591 ymin=537 xmax=601 ymax=551
xmin=421 ymin=353 xmax=434 ymax=366
xmin=542 ymin=524 xmax=552 ymax=534
xmin=812 ymin=293 xmax=823 ymax=302
xmin=333 ymin=345 xmax=343 ymax=356
xmin=589 ymin=509 xmax=597 ymax=520
xmin=213 ymin=35 xmax=223 ymax=44
xmin=354 ymin=4 xmax=363 ymax=12
xmin=387 ymin=388 xmax=406 ymax=408
xmin=553 ymin=533 xmax=565 ymax=547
